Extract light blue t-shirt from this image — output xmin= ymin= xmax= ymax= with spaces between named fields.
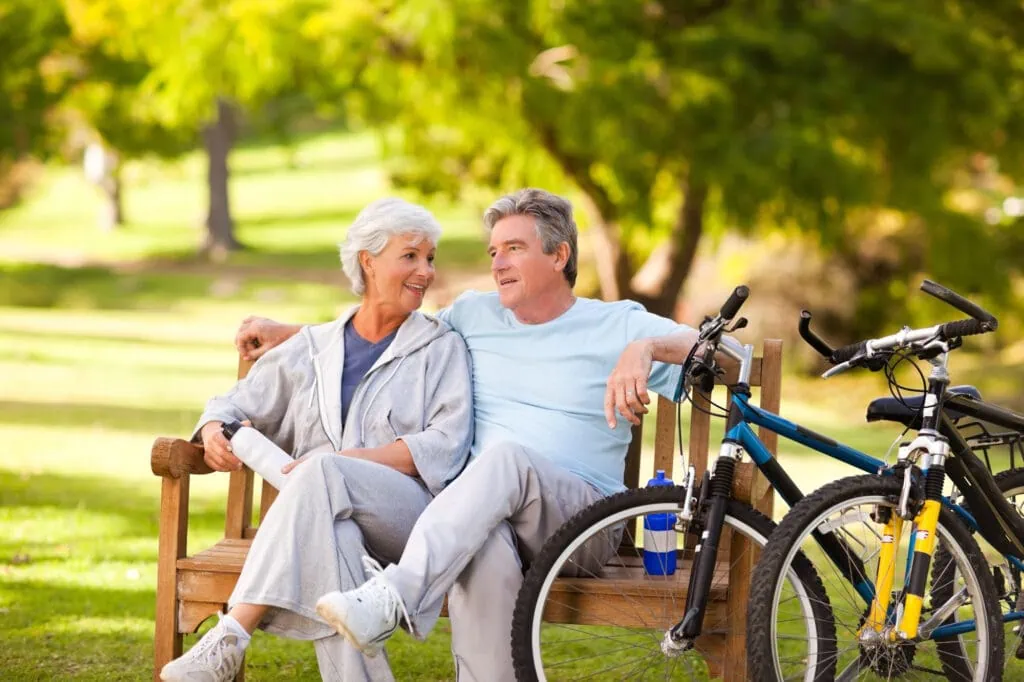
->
xmin=438 ymin=291 xmax=688 ymax=496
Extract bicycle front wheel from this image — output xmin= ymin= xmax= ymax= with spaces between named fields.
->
xmin=511 ymin=484 xmax=833 ymax=681
xmin=748 ymin=474 xmax=1003 ymax=681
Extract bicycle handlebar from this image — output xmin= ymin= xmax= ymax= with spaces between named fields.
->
xmin=920 ymin=280 xmax=998 ymax=330
xmin=719 ymin=285 xmax=749 ymax=321
xmin=830 ymin=340 xmax=868 ymax=365
xmin=799 ymin=280 xmax=999 ymax=373
xmin=938 ymin=317 xmax=994 ymax=339
xmin=798 ymin=311 xmax=835 ymax=359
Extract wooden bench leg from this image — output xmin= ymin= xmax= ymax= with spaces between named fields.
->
xmin=695 ymin=634 xmax=725 ymax=679
xmin=154 ymin=476 xmax=189 ymax=680
xmin=723 ymin=528 xmax=755 ymax=681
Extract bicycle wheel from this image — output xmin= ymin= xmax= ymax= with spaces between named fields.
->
xmin=934 ymin=466 xmax=1024 ymax=678
xmin=511 ymin=484 xmax=834 ymax=681
xmin=748 ymin=474 xmax=1003 ymax=681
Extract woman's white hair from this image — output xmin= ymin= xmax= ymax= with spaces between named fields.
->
xmin=339 ymin=198 xmax=443 ymax=295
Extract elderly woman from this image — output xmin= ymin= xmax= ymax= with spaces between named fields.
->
xmin=160 ymin=198 xmax=473 ymax=682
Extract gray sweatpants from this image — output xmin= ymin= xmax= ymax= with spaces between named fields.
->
xmin=384 ymin=442 xmax=612 ymax=682
xmin=229 ymin=452 xmax=433 ymax=682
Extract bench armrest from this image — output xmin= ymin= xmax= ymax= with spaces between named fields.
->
xmin=151 ymin=437 xmax=215 ymax=478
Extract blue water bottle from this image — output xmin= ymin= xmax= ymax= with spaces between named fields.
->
xmin=643 ymin=470 xmax=677 ymax=576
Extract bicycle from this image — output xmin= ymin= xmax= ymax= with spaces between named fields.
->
xmin=746 ymin=282 xmax=1024 ymax=681
xmin=510 ymin=282 xmax=1024 ymax=681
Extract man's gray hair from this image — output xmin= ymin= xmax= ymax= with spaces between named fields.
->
xmin=339 ymin=198 xmax=442 ymax=295
xmin=483 ymin=188 xmax=578 ymax=286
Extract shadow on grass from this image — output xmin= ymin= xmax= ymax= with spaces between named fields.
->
xmin=0 ymin=261 xmax=350 ymax=311
xmin=0 ymin=326 xmax=230 ymax=353
xmin=0 ymin=399 xmax=200 ymax=436
xmin=0 ymin=468 xmax=226 ymax=556
xmin=0 ymin=463 xmax=459 ymax=680
xmin=0 ymin=580 xmax=155 ymax=681
xmin=0 ymin=263 xmax=215 ymax=310
xmin=0 ymin=577 xmax=454 ymax=681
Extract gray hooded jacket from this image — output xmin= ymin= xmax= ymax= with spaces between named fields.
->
xmin=193 ymin=308 xmax=473 ymax=495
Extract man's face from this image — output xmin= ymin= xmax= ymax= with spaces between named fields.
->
xmin=488 ymin=214 xmax=564 ymax=312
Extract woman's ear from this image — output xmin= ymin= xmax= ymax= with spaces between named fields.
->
xmin=359 ymin=250 xmax=373 ymax=276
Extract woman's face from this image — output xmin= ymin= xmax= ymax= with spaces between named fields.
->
xmin=362 ymin=232 xmax=437 ymax=314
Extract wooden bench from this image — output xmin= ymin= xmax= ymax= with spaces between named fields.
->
xmin=151 ymin=340 xmax=781 ymax=681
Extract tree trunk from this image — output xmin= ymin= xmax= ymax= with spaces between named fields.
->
xmin=628 ymin=181 xmax=708 ymax=318
xmin=581 ymin=207 xmax=633 ymax=301
xmin=202 ymin=98 xmax=241 ymax=256
xmin=98 ymin=168 xmax=123 ymax=231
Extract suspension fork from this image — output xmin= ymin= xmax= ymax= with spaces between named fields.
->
xmin=868 ymin=368 xmax=951 ymax=641
xmin=864 ymin=510 xmax=905 ymax=631
xmin=670 ymin=394 xmax=747 ymax=642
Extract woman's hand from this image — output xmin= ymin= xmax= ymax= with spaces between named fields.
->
xmin=604 ymin=339 xmax=654 ymax=427
xmin=200 ymin=421 xmax=243 ymax=471
xmin=235 ymin=316 xmax=302 ymax=361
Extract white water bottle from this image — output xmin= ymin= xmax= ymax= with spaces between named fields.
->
xmin=221 ymin=421 xmax=293 ymax=491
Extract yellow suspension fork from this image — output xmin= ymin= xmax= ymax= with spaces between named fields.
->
xmin=864 ymin=512 xmax=904 ymax=632
xmin=897 ymin=498 xmax=943 ymax=639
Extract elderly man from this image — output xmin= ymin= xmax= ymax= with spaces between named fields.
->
xmin=238 ymin=188 xmax=706 ymax=681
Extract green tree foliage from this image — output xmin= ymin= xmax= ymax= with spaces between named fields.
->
xmin=309 ymin=0 xmax=1024 ymax=318
xmin=0 ymin=0 xmax=70 ymax=196
xmin=63 ymin=0 xmax=329 ymax=253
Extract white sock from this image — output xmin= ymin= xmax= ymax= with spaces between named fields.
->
xmin=220 ymin=614 xmax=252 ymax=648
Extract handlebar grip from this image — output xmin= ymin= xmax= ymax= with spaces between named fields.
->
xmin=719 ymin=285 xmax=749 ymax=320
xmin=830 ymin=340 xmax=867 ymax=365
xmin=940 ymin=318 xmax=993 ymax=339
xmin=798 ymin=310 xmax=835 ymax=358
xmin=920 ymin=280 xmax=998 ymax=329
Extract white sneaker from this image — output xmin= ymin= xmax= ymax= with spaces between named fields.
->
xmin=315 ymin=556 xmax=411 ymax=657
xmin=160 ymin=614 xmax=246 ymax=682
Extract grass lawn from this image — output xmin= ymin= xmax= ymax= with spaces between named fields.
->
xmin=1 ymin=129 xmax=1019 ymax=680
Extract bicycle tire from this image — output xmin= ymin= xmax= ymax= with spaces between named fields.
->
xmin=748 ymin=474 xmax=1003 ymax=681
xmin=511 ymin=484 xmax=835 ymax=681
xmin=934 ymin=466 xmax=1024 ymax=677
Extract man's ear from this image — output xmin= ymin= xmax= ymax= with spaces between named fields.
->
xmin=553 ymin=242 xmax=570 ymax=272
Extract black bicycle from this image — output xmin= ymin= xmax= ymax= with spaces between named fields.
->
xmin=746 ymin=282 xmax=1024 ymax=681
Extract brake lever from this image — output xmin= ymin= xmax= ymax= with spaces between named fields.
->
xmin=686 ymin=361 xmax=719 ymax=394
xmin=822 ymin=356 xmax=860 ymax=379
xmin=726 ymin=317 xmax=748 ymax=333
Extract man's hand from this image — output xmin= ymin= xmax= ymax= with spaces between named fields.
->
xmin=604 ymin=339 xmax=654 ymax=428
xmin=235 ymin=316 xmax=300 ymax=361
xmin=200 ymin=421 xmax=243 ymax=471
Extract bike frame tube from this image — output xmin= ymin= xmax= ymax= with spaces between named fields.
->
xmin=947 ymin=393 xmax=1024 ymax=433
xmin=730 ymin=396 xmax=886 ymax=474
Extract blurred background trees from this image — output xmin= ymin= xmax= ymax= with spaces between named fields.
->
xmin=2 ymin=0 xmax=1023 ymax=338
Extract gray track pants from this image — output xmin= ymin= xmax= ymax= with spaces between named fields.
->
xmin=384 ymin=442 xmax=613 ymax=682
xmin=229 ymin=452 xmax=433 ymax=681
